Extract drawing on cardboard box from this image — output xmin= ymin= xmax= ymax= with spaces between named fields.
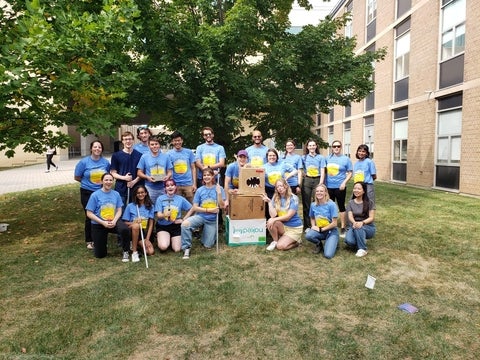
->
xmin=246 ymin=176 xmax=261 ymax=188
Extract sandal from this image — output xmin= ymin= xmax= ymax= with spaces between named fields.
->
xmin=86 ymin=242 xmax=94 ymax=250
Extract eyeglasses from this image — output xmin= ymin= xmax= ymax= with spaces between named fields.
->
xmin=253 ymin=136 xmax=262 ymax=139
xmin=332 ymin=145 xmax=341 ymax=148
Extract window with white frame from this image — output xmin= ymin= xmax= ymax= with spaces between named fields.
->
xmin=441 ymin=0 xmax=465 ymax=61
xmin=437 ymin=109 xmax=462 ymax=164
xmin=395 ymin=27 xmax=410 ymax=81
xmin=345 ymin=2 xmax=353 ymax=38
xmin=364 ymin=116 xmax=374 ymax=158
xmin=343 ymin=121 xmax=351 ymax=158
xmin=328 ymin=125 xmax=334 ymax=146
xmin=393 ymin=119 xmax=408 ymax=162
xmin=367 ymin=0 xmax=377 ymax=24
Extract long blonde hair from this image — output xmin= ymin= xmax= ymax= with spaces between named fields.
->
xmin=272 ymin=178 xmax=293 ymax=211
xmin=314 ymin=184 xmax=330 ymax=205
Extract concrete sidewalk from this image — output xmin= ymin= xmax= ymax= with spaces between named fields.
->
xmin=0 ymin=157 xmax=82 ymax=195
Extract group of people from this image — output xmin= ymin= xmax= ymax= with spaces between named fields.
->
xmin=74 ymin=126 xmax=377 ymax=262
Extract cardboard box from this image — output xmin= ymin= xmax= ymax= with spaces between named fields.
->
xmin=229 ymin=194 xmax=265 ymax=220
xmin=238 ymin=167 xmax=265 ymax=195
xmin=225 ymin=216 xmax=266 ymax=246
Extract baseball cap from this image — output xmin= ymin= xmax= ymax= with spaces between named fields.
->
xmin=237 ymin=150 xmax=248 ymax=157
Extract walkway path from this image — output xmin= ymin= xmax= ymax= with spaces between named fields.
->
xmin=0 ymin=158 xmax=83 ymax=195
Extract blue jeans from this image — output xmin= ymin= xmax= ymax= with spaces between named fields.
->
xmin=305 ymin=228 xmax=339 ymax=259
xmin=181 ymin=215 xmax=218 ymax=250
xmin=344 ymin=224 xmax=376 ymax=251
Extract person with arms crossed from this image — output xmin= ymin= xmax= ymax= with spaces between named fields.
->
xmin=195 ymin=127 xmax=226 ymax=187
xmin=282 ymin=139 xmax=303 ymax=195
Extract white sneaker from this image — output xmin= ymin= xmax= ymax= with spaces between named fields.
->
xmin=122 ymin=251 xmax=130 ymax=262
xmin=182 ymin=248 xmax=190 ymax=259
xmin=355 ymin=249 xmax=368 ymax=257
xmin=131 ymin=252 xmax=140 ymax=263
xmin=266 ymin=241 xmax=277 ymax=251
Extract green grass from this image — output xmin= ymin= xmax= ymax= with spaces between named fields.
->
xmin=0 ymin=182 xmax=479 ymax=359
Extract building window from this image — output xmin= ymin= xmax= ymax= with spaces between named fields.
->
xmin=345 ymin=1 xmax=353 ymax=38
xmin=441 ymin=0 xmax=465 ymax=61
xmin=436 ymin=94 xmax=462 ymax=190
xmin=316 ymin=113 xmax=321 ymax=126
xmin=393 ymin=108 xmax=408 ymax=182
xmin=396 ymin=0 xmax=411 ymax=18
xmin=343 ymin=121 xmax=351 ymax=158
xmin=395 ymin=20 xmax=410 ymax=81
xmin=364 ymin=116 xmax=374 ymax=158
xmin=328 ymin=125 xmax=334 ymax=146
xmin=344 ymin=104 xmax=351 ymax=118
xmin=367 ymin=0 xmax=377 ymax=24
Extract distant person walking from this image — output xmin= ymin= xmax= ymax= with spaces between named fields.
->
xmin=45 ymin=146 xmax=58 ymax=172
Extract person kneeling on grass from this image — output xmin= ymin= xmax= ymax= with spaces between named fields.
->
xmin=122 ymin=185 xmax=155 ymax=262
xmin=155 ymin=179 xmax=193 ymax=253
xmin=305 ymin=184 xmax=339 ymax=259
xmin=180 ymin=167 xmax=226 ymax=259
xmin=345 ymin=181 xmax=376 ymax=258
xmin=261 ymin=178 xmax=303 ymax=251
xmin=86 ymin=173 xmax=131 ymax=262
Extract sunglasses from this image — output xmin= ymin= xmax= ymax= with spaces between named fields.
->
xmin=203 ymin=133 xmax=213 ymax=137
xmin=253 ymin=136 xmax=262 ymax=139
xmin=332 ymin=145 xmax=341 ymax=148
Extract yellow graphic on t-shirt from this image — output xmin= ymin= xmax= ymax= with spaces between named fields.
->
xmin=100 ymin=203 xmax=115 ymax=221
xmin=353 ymin=170 xmax=365 ymax=183
xmin=251 ymin=157 xmax=264 ymax=167
xmin=135 ymin=217 xmax=147 ymax=229
xmin=267 ymin=171 xmax=281 ymax=186
xmin=232 ymin=177 xmax=239 ymax=188
xmin=169 ymin=206 xmax=179 ymax=221
xmin=202 ymin=154 xmax=216 ymax=166
xmin=306 ymin=165 xmax=320 ymax=177
xmin=150 ymin=165 xmax=165 ymax=176
xmin=315 ymin=216 xmax=330 ymax=228
xmin=278 ymin=209 xmax=287 ymax=217
xmin=202 ymin=199 xmax=217 ymax=209
xmin=90 ymin=169 xmax=104 ymax=184
xmin=326 ymin=163 xmax=340 ymax=177
xmin=174 ymin=160 xmax=188 ymax=174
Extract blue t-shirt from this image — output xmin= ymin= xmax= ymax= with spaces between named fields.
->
xmin=133 ymin=143 xmax=150 ymax=154
xmin=155 ymin=194 xmax=192 ymax=226
xmin=195 ymin=143 xmax=226 ymax=179
xmin=308 ymin=200 xmax=338 ymax=228
xmin=303 ymin=153 xmax=326 ymax=178
xmin=74 ymin=156 xmax=111 ymax=192
xmin=263 ymin=161 xmax=296 ymax=189
xmin=122 ymin=202 xmax=155 ymax=230
xmin=193 ymin=185 xmax=226 ymax=221
xmin=325 ymin=154 xmax=353 ymax=189
xmin=270 ymin=195 xmax=303 ymax=227
xmin=110 ymin=149 xmax=143 ymax=196
xmin=283 ymin=153 xmax=303 ymax=187
xmin=137 ymin=152 xmax=173 ymax=190
xmin=85 ymin=189 xmax=123 ymax=225
xmin=225 ymin=161 xmax=241 ymax=189
xmin=168 ymin=148 xmax=196 ymax=186
xmin=353 ymin=158 xmax=377 ymax=184
xmin=246 ymin=145 xmax=268 ymax=168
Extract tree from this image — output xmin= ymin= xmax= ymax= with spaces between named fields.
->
xmin=0 ymin=0 xmax=141 ymax=157
xmin=131 ymin=0 xmax=385 ymax=155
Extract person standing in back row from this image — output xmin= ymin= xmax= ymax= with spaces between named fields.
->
xmin=325 ymin=140 xmax=352 ymax=238
xmin=195 ymin=127 xmax=226 ymax=187
xmin=245 ymin=129 xmax=268 ymax=168
xmin=301 ymin=139 xmax=326 ymax=231
xmin=353 ymin=144 xmax=377 ymax=205
xmin=168 ymin=131 xmax=197 ymax=204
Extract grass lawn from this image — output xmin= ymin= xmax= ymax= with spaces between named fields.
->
xmin=0 ymin=182 xmax=479 ymax=359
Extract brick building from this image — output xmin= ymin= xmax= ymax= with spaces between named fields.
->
xmin=315 ymin=0 xmax=480 ymax=196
